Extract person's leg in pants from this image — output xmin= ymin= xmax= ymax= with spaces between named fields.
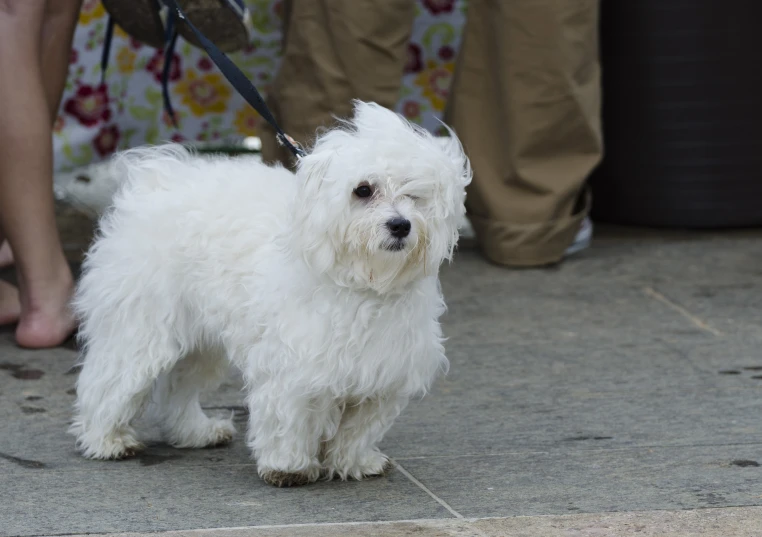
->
xmin=446 ymin=0 xmax=602 ymax=267
xmin=261 ymin=0 xmax=415 ymax=167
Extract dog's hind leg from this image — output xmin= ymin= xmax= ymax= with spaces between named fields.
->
xmin=71 ymin=335 xmax=183 ymax=460
xmin=152 ymin=348 xmax=236 ymax=449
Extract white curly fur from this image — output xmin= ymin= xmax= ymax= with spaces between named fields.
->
xmin=69 ymin=101 xmax=471 ymax=486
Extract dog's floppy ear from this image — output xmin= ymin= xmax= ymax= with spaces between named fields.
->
xmin=295 ymin=150 xmax=332 ymax=196
xmin=436 ymin=121 xmax=473 ymax=190
xmin=293 ymin=150 xmax=339 ymax=275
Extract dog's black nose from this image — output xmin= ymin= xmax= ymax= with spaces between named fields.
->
xmin=386 ymin=217 xmax=411 ymax=239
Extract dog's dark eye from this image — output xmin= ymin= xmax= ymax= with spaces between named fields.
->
xmin=354 ymin=185 xmax=373 ymax=198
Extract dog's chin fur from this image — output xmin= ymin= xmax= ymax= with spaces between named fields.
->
xmin=69 ymin=101 xmax=471 ymax=485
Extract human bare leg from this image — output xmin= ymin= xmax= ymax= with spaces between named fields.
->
xmin=0 ymin=0 xmax=77 ymax=347
xmin=0 ymin=229 xmax=20 ymax=325
xmin=41 ymin=0 xmax=83 ymax=123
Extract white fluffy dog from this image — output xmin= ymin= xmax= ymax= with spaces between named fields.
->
xmin=70 ymin=101 xmax=471 ymax=487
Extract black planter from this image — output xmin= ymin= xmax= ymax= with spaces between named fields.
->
xmin=590 ymin=0 xmax=762 ymax=228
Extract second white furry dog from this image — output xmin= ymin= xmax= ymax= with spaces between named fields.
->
xmin=70 ymin=101 xmax=471 ymax=487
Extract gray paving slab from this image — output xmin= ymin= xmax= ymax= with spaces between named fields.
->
xmin=386 ymin=379 xmax=762 ymax=459
xmin=1 ymin=462 xmax=452 ymax=536
xmin=2 ymin=228 xmax=762 ymax=536
xmin=27 ymin=507 xmax=762 ymax=537
xmin=381 ymin=244 xmax=762 ymax=459
xmin=562 ymin=228 xmax=762 ymax=284
xmin=668 ymin=339 xmax=762 ymax=379
xmin=474 ymin=506 xmax=762 ymax=537
xmin=398 ymin=444 xmax=762 ymax=519
xmin=0 ymin=338 xmax=451 ymax=535
xmin=650 ymin=280 xmax=762 ymax=343
xmin=439 ymin=252 xmax=719 ymax=347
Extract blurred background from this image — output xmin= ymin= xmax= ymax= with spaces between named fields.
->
xmin=54 ymin=0 xmax=465 ymax=171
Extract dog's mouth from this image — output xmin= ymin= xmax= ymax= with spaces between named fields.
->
xmin=384 ymin=239 xmax=406 ymax=252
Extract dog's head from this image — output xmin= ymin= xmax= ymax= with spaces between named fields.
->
xmin=293 ymin=101 xmax=471 ymax=294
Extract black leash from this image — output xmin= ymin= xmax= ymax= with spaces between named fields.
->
xmin=161 ymin=0 xmax=305 ymax=159
xmin=160 ymin=8 xmax=180 ymax=126
xmin=100 ymin=16 xmax=115 ymax=87
xmin=100 ymin=0 xmax=305 ymax=159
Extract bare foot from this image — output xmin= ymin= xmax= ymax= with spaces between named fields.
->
xmin=0 ymin=241 xmax=13 ymax=269
xmin=0 ymin=280 xmax=20 ymax=325
xmin=15 ymin=263 xmax=77 ymax=348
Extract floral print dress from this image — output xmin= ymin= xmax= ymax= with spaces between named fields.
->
xmin=54 ymin=0 xmax=466 ymax=172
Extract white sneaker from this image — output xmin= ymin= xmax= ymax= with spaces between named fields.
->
xmin=459 ymin=216 xmax=592 ymax=255
xmin=564 ymin=217 xmax=593 ymax=257
xmin=458 ymin=217 xmax=476 ymax=239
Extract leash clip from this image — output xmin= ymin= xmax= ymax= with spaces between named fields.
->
xmin=277 ymin=133 xmax=306 ymax=159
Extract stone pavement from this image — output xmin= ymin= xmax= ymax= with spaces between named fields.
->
xmin=2 ymin=225 xmax=762 ymax=536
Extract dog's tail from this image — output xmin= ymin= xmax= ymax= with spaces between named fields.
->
xmin=112 ymin=143 xmax=195 ymax=194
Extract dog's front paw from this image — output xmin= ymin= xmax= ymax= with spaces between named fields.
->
xmin=325 ymin=449 xmax=393 ymax=481
xmin=361 ymin=452 xmax=394 ymax=478
xmin=260 ymin=468 xmax=320 ymax=487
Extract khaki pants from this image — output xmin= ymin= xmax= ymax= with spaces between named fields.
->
xmin=261 ymin=0 xmax=602 ymax=267
xmin=260 ymin=0 xmax=415 ymax=165
xmin=447 ymin=0 xmax=602 ymax=266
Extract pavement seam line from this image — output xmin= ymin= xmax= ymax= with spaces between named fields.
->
xmin=392 ymin=459 xmax=465 ymax=519
xmin=22 ymin=518 xmax=488 ymax=537
xmin=643 ymin=286 xmax=723 ymax=336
